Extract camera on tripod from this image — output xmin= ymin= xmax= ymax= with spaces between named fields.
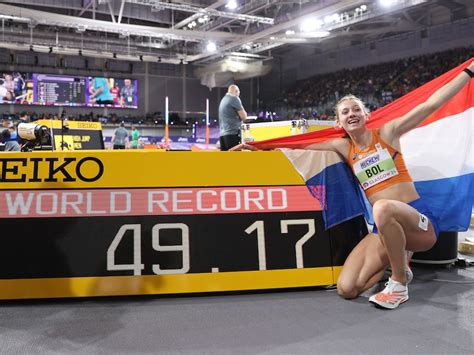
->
xmin=17 ymin=122 xmax=52 ymax=151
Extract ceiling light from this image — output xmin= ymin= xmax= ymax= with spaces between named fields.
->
xmin=187 ymin=21 xmax=197 ymax=29
xmin=285 ymin=30 xmax=295 ymax=35
xmin=226 ymin=0 xmax=238 ymax=10
xmin=300 ymin=18 xmax=322 ymax=32
xmin=206 ymin=41 xmax=217 ymax=52
xmin=379 ymin=0 xmax=396 ymax=7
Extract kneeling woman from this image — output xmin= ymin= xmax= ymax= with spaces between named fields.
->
xmin=232 ymin=62 xmax=474 ymax=309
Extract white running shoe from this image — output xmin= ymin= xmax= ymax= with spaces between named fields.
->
xmin=369 ymin=278 xmax=409 ymax=309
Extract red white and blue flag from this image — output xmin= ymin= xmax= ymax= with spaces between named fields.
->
xmin=253 ymin=59 xmax=474 ymax=231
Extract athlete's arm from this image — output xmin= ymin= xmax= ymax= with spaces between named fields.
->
xmin=230 ymin=137 xmax=349 ymax=156
xmin=305 ymin=137 xmax=349 ymax=156
xmin=381 ymin=61 xmax=474 ymax=144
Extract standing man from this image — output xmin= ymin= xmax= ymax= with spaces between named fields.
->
xmin=218 ymin=84 xmax=247 ymax=151
xmin=120 ymin=79 xmax=135 ymax=107
xmin=130 ymin=126 xmax=140 ymax=149
xmin=111 ymin=122 xmax=129 ymax=150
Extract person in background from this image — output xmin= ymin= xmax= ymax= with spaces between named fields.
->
xmin=2 ymin=73 xmax=15 ymax=102
xmin=1 ymin=118 xmax=17 ymax=140
xmin=111 ymin=122 xmax=129 ymax=150
xmin=19 ymin=111 xmax=30 ymax=123
xmin=2 ymin=118 xmax=11 ymax=130
xmin=1 ymin=119 xmax=20 ymax=151
xmin=90 ymin=77 xmax=114 ymax=105
xmin=0 ymin=85 xmax=13 ymax=104
xmin=130 ymin=126 xmax=140 ymax=149
xmin=120 ymin=79 xmax=135 ymax=107
xmin=110 ymin=81 xmax=121 ymax=106
xmin=218 ymin=84 xmax=247 ymax=151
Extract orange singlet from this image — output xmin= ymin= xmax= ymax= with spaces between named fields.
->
xmin=346 ymin=129 xmax=413 ymax=197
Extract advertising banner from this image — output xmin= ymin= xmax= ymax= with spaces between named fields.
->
xmin=0 ymin=151 xmax=366 ymax=299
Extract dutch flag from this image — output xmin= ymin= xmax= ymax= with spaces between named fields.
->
xmin=254 ymin=59 xmax=474 ymax=232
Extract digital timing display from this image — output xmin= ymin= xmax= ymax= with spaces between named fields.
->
xmin=0 ymin=183 xmax=367 ymax=279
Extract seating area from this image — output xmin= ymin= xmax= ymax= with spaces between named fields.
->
xmin=274 ymin=47 xmax=474 ymax=120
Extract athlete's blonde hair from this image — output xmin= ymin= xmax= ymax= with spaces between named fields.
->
xmin=334 ymin=94 xmax=369 ymax=121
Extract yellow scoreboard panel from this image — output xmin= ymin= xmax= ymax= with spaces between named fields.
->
xmin=0 ymin=150 xmax=365 ymax=300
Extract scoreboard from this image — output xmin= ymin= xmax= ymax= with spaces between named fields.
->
xmin=33 ymin=74 xmax=87 ymax=106
xmin=0 ymin=150 xmax=366 ymax=300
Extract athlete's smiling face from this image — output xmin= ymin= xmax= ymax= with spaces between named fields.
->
xmin=336 ymin=99 xmax=368 ymax=133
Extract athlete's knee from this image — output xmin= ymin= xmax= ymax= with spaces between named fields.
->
xmin=337 ymin=280 xmax=360 ymax=299
xmin=373 ymin=199 xmax=397 ymax=227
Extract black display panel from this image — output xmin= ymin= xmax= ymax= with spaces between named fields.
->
xmin=33 ymin=73 xmax=87 ymax=106
xmin=0 ymin=212 xmax=367 ymax=279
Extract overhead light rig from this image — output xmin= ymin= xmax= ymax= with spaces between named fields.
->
xmin=129 ymin=0 xmax=274 ymax=25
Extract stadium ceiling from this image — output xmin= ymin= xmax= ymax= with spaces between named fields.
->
xmin=0 ymin=0 xmax=471 ymax=65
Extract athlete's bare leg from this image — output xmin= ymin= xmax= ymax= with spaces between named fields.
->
xmin=337 ymin=233 xmax=389 ymax=299
xmin=372 ymin=199 xmax=436 ymax=284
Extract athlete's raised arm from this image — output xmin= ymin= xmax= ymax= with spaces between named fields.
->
xmin=381 ymin=61 xmax=474 ymax=145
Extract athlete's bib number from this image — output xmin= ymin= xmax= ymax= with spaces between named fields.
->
xmin=353 ymin=144 xmax=398 ymax=190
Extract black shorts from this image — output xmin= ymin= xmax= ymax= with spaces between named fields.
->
xmin=220 ymin=134 xmax=241 ymax=151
